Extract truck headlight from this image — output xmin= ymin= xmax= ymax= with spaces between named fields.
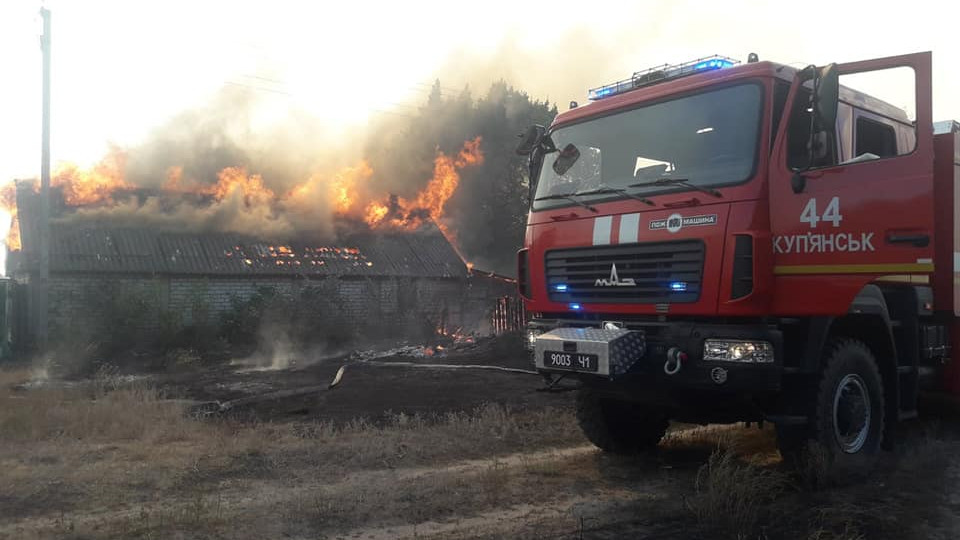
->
xmin=703 ymin=339 xmax=774 ymax=363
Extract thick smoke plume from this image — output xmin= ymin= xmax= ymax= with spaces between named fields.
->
xmin=6 ymin=74 xmax=555 ymax=276
xmin=10 ymin=87 xmax=488 ymax=253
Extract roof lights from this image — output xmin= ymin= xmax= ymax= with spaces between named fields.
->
xmin=587 ymin=55 xmax=740 ymax=101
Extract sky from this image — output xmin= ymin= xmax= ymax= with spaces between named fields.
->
xmin=1 ymin=0 xmax=958 ymax=184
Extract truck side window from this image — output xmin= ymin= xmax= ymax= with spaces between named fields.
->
xmin=837 ymin=66 xmax=916 ymax=162
xmin=785 ymin=88 xmax=837 ymax=170
xmin=855 ymin=116 xmax=898 ymax=158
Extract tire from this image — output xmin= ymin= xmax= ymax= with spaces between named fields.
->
xmin=778 ymin=339 xmax=885 ymax=476
xmin=575 ymin=387 xmax=668 ymax=454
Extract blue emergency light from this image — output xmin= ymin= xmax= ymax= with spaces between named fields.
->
xmin=569 ymin=303 xmax=582 ymax=311
xmin=670 ymin=281 xmax=688 ymax=292
xmin=553 ymin=284 xmax=569 ymax=292
xmin=587 ymin=55 xmax=740 ymax=101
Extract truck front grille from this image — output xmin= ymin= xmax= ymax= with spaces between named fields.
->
xmin=545 ymin=240 xmax=705 ymax=304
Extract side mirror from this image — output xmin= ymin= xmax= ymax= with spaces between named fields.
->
xmin=516 ymin=125 xmax=546 ymax=156
xmin=528 ymin=147 xmax=542 ymax=202
xmin=814 ymin=63 xmax=839 ymax=129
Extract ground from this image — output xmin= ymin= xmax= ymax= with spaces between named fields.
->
xmin=2 ymin=335 xmax=959 ymax=539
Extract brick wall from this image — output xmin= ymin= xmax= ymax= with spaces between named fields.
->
xmin=45 ymin=273 xmax=486 ymax=346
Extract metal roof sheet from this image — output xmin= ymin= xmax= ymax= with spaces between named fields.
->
xmin=43 ymin=223 xmax=467 ymax=278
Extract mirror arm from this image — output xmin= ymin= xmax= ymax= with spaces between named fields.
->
xmin=806 ymin=67 xmax=819 ymax=171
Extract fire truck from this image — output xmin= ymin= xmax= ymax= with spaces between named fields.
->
xmin=517 ymin=52 xmax=959 ymax=469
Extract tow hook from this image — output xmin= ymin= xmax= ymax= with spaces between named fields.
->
xmin=664 ymin=348 xmax=687 ymax=376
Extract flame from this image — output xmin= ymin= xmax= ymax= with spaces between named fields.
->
xmin=364 ymin=201 xmax=389 ymax=225
xmin=0 ymin=137 xmax=484 ymax=260
xmin=329 ymin=162 xmax=373 ymax=214
xmin=52 ymin=146 xmax=131 ymax=206
xmin=205 ymin=167 xmax=274 ymax=205
xmin=0 ymin=183 xmax=19 ymax=251
xmin=361 ymin=137 xmax=484 ymax=233
xmin=164 ymin=166 xmax=184 ymax=191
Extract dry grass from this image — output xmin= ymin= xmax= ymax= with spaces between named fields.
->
xmin=686 ymin=447 xmax=787 ymax=539
xmin=1 ymin=368 xmax=197 ymax=444
xmin=0 ymin=366 xmax=587 ymax=538
xmin=4 ymin=365 xmax=958 ymax=540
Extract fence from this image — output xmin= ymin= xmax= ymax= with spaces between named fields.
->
xmin=492 ymin=296 xmax=526 ymax=334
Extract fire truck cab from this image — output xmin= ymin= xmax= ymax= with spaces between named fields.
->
xmin=518 ymin=52 xmax=960 ymax=468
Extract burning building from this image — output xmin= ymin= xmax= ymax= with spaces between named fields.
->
xmin=4 ymin=137 xmax=522 ymax=352
xmin=11 ymin=191 xmax=516 ymax=350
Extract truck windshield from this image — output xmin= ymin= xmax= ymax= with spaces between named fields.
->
xmin=532 ymin=83 xmax=763 ymax=210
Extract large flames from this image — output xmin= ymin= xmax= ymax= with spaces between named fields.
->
xmin=362 ymin=137 xmax=483 ymax=231
xmin=0 ymin=137 xmax=484 ymax=263
xmin=0 ymin=146 xmax=131 ymax=250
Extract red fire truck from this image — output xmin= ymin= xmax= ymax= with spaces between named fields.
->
xmin=518 ymin=52 xmax=959 ymax=468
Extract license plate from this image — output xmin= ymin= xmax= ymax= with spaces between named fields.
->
xmin=543 ymin=351 xmax=599 ymax=372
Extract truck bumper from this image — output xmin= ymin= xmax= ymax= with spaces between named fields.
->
xmin=528 ymin=318 xmax=784 ymax=393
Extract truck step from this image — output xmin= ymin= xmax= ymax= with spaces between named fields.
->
xmin=764 ymin=414 xmax=808 ymax=425
xmin=897 ymin=365 xmax=916 ymax=374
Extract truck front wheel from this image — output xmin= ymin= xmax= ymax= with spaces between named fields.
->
xmin=777 ymin=339 xmax=885 ymax=473
xmin=576 ymin=387 xmax=668 ymax=454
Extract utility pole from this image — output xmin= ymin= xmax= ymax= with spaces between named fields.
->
xmin=35 ymin=7 xmax=51 ymax=350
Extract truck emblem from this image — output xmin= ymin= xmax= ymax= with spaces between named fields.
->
xmin=595 ymin=263 xmax=636 ymax=287
xmin=649 ymin=213 xmax=718 ymax=233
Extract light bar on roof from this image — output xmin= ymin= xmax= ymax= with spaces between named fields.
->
xmin=587 ymin=55 xmax=740 ymax=101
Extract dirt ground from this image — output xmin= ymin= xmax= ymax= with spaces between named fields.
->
xmin=2 ymin=335 xmax=960 ymax=539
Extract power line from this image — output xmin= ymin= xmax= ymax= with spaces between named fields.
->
xmin=223 ymin=81 xmax=294 ymax=97
xmin=236 ymin=74 xmax=288 ymax=85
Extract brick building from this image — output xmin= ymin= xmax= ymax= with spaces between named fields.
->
xmin=12 ymin=189 xmax=519 ymax=348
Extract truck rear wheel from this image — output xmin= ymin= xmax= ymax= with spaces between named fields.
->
xmin=576 ymin=387 xmax=668 ymax=454
xmin=777 ymin=339 xmax=885 ymax=475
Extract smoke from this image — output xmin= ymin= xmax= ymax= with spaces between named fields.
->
xmin=47 ymin=87 xmax=373 ymax=241
xmin=58 ymin=190 xmax=301 ymax=240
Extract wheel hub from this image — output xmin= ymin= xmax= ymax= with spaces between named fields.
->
xmin=833 ymin=373 xmax=871 ymax=454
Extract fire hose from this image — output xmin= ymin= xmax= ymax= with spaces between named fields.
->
xmin=328 ymin=361 xmax=539 ymax=389
xmin=189 ymin=361 xmax=539 ymax=416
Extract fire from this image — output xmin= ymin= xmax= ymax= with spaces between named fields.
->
xmin=0 ymin=137 xmax=484 ymax=262
xmin=164 ymin=166 xmax=184 ymax=191
xmin=329 ymin=162 xmax=373 ymax=214
xmin=205 ymin=167 xmax=274 ymax=206
xmin=360 ymin=137 xmax=484 ymax=232
xmin=364 ymin=201 xmax=389 ymax=225
xmin=52 ymin=146 xmax=131 ymax=206
xmin=0 ymin=183 xmax=19 ymax=251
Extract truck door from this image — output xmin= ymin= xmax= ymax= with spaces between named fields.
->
xmin=768 ymin=52 xmax=935 ymax=314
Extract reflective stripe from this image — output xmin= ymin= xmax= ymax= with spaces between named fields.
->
xmin=774 ymin=262 xmax=934 ymax=275
xmin=593 ymin=216 xmax=612 ymax=245
xmin=618 ymin=213 xmax=639 ymax=244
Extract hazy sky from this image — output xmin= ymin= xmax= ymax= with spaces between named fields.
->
xmin=1 ymin=0 xmax=958 ymax=184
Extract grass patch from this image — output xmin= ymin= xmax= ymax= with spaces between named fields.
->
xmin=687 ymin=447 xmax=787 ymax=539
xmin=0 ymin=366 xmax=586 ymax=538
